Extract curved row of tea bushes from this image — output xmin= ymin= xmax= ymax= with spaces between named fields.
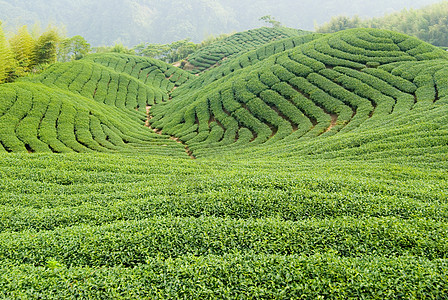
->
xmin=86 ymin=53 xmax=195 ymax=93
xmin=29 ymin=60 xmax=169 ymax=112
xmin=237 ymin=101 xmax=448 ymax=161
xmin=185 ymin=27 xmax=309 ymax=73
xmin=174 ymin=34 xmax=325 ymax=96
xmin=1 ymin=216 xmax=447 ymax=268
xmin=379 ymin=60 xmax=448 ymax=108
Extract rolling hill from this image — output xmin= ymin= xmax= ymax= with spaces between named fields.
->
xmin=183 ymin=26 xmax=310 ymax=73
xmin=0 ymin=52 xmax=195 ymax=157
xmin=152 ymin=28 xmax=448 ymax=158
xmin=0 ymin=27 xmax=447 ymax=298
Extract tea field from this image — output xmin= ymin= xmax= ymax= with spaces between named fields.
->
xmin=0 ymin=27 xmax=447 ymax=298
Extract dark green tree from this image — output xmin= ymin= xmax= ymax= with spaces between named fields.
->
xmin=317 ymin=15 xmax=362 ymax=33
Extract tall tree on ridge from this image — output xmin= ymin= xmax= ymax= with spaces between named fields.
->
xmin=0 ymin=24 xmax=15 ymax=83
xmin=259 ymin=15 xmax=282 ymax=28
xmin=34 ymin=27 xmax=61 ymax=65
xmin=9 ymin=25 xmax=35 ymax=73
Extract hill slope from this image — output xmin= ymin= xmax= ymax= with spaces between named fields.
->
xmin=1 ymin=28 xmax=448 ymax=159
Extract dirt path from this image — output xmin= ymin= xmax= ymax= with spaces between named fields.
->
xmin=323 ymin=114 xmax=338 ymax=134
xmin=145 ymin=105 xmax=196 ymax=159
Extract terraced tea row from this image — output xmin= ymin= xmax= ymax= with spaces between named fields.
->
xmin=3 ymin=254 xmax=448 ymax=299
xmin=151 ymin=29 xmax=448 ymax=157
xmin=30 ymin=54 xmax=195 ymax=112
xmin=2 ymin=216 xmax=448 ymax=268
xmin=2 ymin=253 xmax=446 ymax=299
xmin=32 ymin=60 xmax=167 ymax=112
xmin=184 ymin=27 xmax=309 ymax=73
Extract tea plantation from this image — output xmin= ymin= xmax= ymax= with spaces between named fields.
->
xmin=0 ymin=27 xmax=447 ymax=298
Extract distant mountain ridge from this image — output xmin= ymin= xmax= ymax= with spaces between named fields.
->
xmin=0 ymin=0 xmax=442 ymax=46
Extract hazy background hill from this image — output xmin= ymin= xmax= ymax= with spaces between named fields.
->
xmin=0 ymin=0 xmax=442 ymax=46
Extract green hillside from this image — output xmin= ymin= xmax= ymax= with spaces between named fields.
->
xmin=0 ymin=27 xmax=448 ymax=298
xmin=177 ymin=33 xmax=325 ymax=92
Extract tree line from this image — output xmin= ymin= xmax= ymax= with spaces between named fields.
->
xmin=0 ymin=21 xmax=236 ymax=84
xmin=1 ymin=0 xmax=439 ymax=46
xmin=316 ymin=1 xmax=448 ymax=47
xmin=0 ymin=23 xmax=91 ymax=83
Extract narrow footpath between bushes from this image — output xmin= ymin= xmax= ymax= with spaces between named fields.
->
xmin=145 ymin=105 xmax=196 ymax=159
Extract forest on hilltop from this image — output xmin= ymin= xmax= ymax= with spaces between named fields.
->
xmin=0 ymin=0 xmax=441 ymax=46
xmin=318 ymin=1 xmax=448 ymax=47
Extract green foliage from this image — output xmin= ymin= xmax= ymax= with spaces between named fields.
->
xmin=134 ymin=39 xmax=198 ymax=63
xmin=317 ymin=15 xmax=363 ymax=32
xmin=9 ymin=25 xmax=36 ymax=73
xmin=153 ymin=28 xmax=448 ymax=157
xmin=58 ymin=35 xmax=91 ymax=62
xmin=0 ymin=51 xmax=195 ymax=155
xmin=184 ymin=27 xmax=309 ymax=73
xmin=0 ymin=81 xmax=186 ymax=154
xmin=1 ymin=23 xmax=90 ymax=81
xmin=0 ymin=153 xmax=447 ymax=297
xmin=94 ymin=43 xmax=135 ymax=55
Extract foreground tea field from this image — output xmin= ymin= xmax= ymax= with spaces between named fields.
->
xmin=0 ymin=153 xmax=447 ymax=298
